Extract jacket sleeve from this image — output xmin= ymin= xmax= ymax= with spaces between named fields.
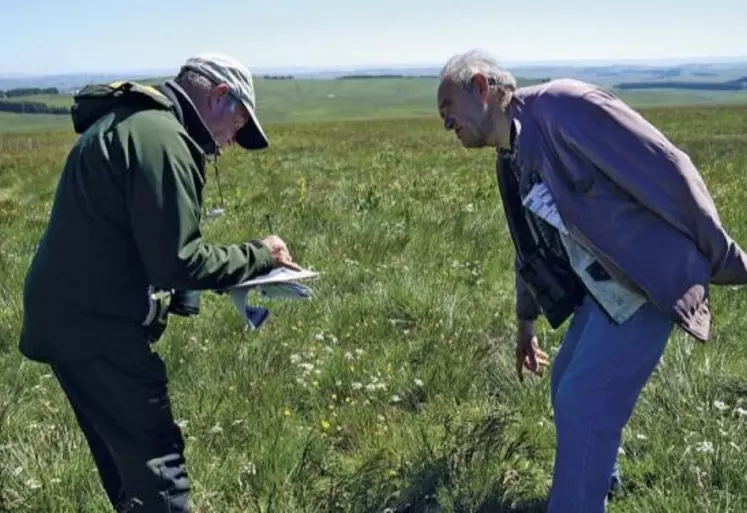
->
xmin=515 ymin=254 xmax=542 ymax=321
xmin=124 ymin=114 xmax=275 ymax=291
xmin=545 ymin=84 xmax=747 ymax=285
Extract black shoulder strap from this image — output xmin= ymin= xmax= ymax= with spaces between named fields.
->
xmin=495 ymin=126 xmax=538 ymax=264
xmin=497 ymin=161 xmax=533 ymax=257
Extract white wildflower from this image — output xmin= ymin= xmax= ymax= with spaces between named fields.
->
xmin=241 ymin=462 xmax=257 ymax=475
xmin=696 ymin=441 xmax=714 ymax=454
xmin=25 ymin=479 xmax=41 ymax=490
xmin=299 ymin=362 xmax=315 ymax=373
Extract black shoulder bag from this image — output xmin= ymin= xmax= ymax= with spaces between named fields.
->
xmin=495 ymin=154 xmax=585 ymax=329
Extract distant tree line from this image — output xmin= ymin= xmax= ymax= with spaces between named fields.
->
xmin=517 ymin=77 xmax=552 ymax=86
xmin=262 ymin=75 xmax=295 ymax=80
xmin=0 ymin=100 xmax=70 ymax=115
xmin=338 ymin=74 xmax=437 ymax=79
xmin=0 ymin=87 xmax=60 ymax=98
xmin=336 ymin=74 xmax=552 ymax=87
xmin=615 ymin=78 xmax=747 ymax=91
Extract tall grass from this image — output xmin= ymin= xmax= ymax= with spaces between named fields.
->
xmin=1 ymin=105 xmax=747 ymax=512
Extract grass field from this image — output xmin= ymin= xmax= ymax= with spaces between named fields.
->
xmin=2 ymin=84 xmax=747 ymax=512
xmin=2 ymin=77 xmax=747 ymax=134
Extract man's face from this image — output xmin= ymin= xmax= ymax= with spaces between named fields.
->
xmin=437 ymin=76 xmax=493 ymax=148
xmin=201 ymin=84 xmax=251 ymax=147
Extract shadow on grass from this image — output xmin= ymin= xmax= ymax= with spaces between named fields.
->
xmin=475 ymin=496 xmax=547 ymax=513
xmin=386 ymin=462 xmax=547 ymax=513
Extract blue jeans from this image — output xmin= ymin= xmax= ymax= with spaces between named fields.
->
xmin=547 ymin=294 xmax=673 ymax=513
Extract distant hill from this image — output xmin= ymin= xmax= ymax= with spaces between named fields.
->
xmin=0 ymin=71 xmax=173 ymax=92
xmin=2 ymin=60 xmax=747 ymax=93
xmin=616 ymin=76 xmax=747 ymax=91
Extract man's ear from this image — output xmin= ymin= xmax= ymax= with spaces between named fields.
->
xmin=208 ymin=83 xmax=231 ymax=109
xmin=471 ymin=73 xmax=490 ymax=104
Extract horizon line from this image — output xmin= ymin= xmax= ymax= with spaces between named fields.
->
xmin=3 ymin=54 xmax=747 ymax=78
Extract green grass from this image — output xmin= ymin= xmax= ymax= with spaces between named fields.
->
xmin=1 ymin=94 xmax=75 ymax=108
xmin=2 ymin=100 xmax=747 ymax=512
xmin=0 ymin=112 xmax=71 ymax=133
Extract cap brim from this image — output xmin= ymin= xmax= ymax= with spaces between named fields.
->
xmin=236 ymin=103 xmax=269 ymax=150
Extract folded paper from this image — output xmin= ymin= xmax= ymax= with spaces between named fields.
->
xmin=227 ymin=269 xmax=317 ymax=329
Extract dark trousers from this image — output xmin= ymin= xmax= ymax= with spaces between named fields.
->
xmin=51 ymin=343 xmax=189 ymax=512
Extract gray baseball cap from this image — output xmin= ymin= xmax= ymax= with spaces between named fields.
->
xmin=181 ymin=52 xmax=269 ymax=150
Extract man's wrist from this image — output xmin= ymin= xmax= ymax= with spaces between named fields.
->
xmin=517 ymin=317 xmax=537 ymax=337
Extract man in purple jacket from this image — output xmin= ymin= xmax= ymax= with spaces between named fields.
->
xmin=436 ymin=49 xmax=747 ymax=512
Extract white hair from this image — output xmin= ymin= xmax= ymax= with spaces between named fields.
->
xmin=175 ymin=68 xmax=241 ymax=112
xmin=439 ymin=49 xmax=517 ymax=92
xmin=175 ymin=68 xmax=214 ymax=92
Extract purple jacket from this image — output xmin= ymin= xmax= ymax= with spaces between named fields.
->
xmin=506 ymin=78 xmax=747 ymax=342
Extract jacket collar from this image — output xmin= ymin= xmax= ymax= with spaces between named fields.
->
xmin=155 ymin=80 xmax=219 ymax=157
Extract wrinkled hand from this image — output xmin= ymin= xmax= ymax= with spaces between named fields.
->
xmin=262 ymin=235 xmax=302 ymax=271
xmin=516 ymin=319 xmax=550 ymax=382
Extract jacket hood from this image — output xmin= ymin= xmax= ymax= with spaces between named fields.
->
xmin=70 ymin=81 xmax=175 ymax=134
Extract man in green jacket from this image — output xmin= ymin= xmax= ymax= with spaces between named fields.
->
xmin=18 ymin=53 xmax=297 ymax=512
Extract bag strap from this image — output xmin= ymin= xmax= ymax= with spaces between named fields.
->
xmin=495 ymin=125 xmax=540 ymax=265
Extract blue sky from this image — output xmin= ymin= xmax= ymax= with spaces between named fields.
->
xmin=1 ymin=0 xmax=745 ymax=75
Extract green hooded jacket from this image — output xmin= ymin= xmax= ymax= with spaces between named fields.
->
xmin=19 ymin=80 xmax=274 ymax=363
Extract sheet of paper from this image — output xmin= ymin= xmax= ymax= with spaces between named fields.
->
xmin=228 ymin=278 xmax=315 ymax=330
xmin=229 ymin=266 xmax=318 ymax=289
xmin=522 ymin=183 xmax=569 ymax=235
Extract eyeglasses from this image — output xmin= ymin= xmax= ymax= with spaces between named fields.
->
xmin=224 ymin=91 xmax=250 ymax=130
